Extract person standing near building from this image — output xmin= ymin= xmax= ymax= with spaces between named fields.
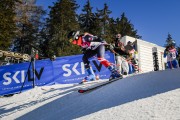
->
xmin=110 ymin=34 xmax=129 ymax=75
xmin=164 ymin=44 xmax=179 ymax=69
xmin=67 ymin=31 xmax=123 ymax=83
xmin=125 ymin=41 xmax=139 ymax=73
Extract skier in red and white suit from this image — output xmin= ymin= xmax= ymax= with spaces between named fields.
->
xmin=164 ymin=45 xmax=179 ymax=69
xmin=68 ymin=31 xmax=122 ymax=83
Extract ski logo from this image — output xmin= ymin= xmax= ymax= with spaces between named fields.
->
xmin=2 ymin=67 xmax=44 ymax=85
xmin=62 ymin=60 xmax=102 ymax=77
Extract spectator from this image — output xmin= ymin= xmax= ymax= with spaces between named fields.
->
xmin=125 ymin=41 xmax=139 ymax=74
xmin=164 ymin=45 xmax=179 ymax=69
xmin=109 ymin=34 xmax=129 ymax=75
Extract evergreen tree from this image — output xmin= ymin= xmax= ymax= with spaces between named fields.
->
xmin=79 ymin=0 xmax=96 ymax=33
xmin=117 ymin=13 xmax=141 ymax=39
xmin=0 ymin=0 xmax=19 ymax=50
xmin=108 ymin=17 xmax=117 ymax=43
xmin=45 ymin=1 xmax=142 ymax=57
xmin=13 ymin=0 xmax=45 ymax=54
xmin=47 ymin=0 xmax=80 ymax=57
xmin=105 ymin=13 xmax=141 ymax=43
xmin=96 ymin=3 xmax=112 ymax=35
xmin=164 ymin=33 xmax=176 ymax=47
xmin=37 ymin=26 xmax=49 ymax=58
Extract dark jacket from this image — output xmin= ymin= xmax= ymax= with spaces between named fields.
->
xmin=112 ymin=42 xmax=129 ymax=57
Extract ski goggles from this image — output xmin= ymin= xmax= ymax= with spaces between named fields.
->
xmin=69 ymin=35 xmax=79 ymax=43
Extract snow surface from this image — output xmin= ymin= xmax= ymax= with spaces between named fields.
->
xmin=0 ymin=68 xmax=180 ymax=120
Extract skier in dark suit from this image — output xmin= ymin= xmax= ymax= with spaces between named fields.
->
xmin=68 ymin=31 xmax=122 ymax=83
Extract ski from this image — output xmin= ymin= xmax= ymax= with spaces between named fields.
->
xmin=74 ymin=79 xmax=107 ymax=86
xmin=78 ymin=77 xmax=122 ymax=93
xmin=41 ymin=87 xmax=55 ymax=91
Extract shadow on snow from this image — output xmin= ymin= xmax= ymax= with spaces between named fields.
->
xmin=15 ymin=68 xmax=180 ymax=120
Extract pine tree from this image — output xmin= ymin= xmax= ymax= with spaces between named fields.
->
xmin=0 ymin=0 xmax=19 ymax=50
xmin=164 ymin=33 xmax=175 ymax=47
xmin=118 ymin=13 xmax=141 ymax=38
xmin=13 ymin=0 xmax=45 ymax=54
xmin=47 ymin=0 xmax=80 ymax=57
xmin=79 ymin=0 xmax=96 ymax=33
xmin=96 ymin=3 xmax=112 ymax=35
xmin=108 ymin=17 xmax=117 ymax=43
xmin=104 ymin=12 xmax=141 ymax=43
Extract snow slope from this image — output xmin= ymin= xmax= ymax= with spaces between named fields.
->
xmin=0 ymin=68 xmax=180 ymax=120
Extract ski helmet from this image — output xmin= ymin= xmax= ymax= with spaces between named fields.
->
xmin=67 ymin=30 xmax=80 ymax=40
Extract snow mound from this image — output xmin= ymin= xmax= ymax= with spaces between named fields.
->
xmin=0 ymin=69 xmax=180 ymax=120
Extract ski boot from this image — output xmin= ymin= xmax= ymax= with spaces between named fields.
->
xmin=79 ymin=67 xmax=96 ymax=84
xmin=108 ymin=65 xmax=123 ymax=80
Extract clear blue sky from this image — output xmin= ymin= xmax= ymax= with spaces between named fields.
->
xmin=36 ymin=0 xmax=180 ymax=47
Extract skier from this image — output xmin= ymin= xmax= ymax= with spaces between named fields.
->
xmin=67 ymin=31 xmax=122 ymax=83
xmin=164 ymin=43 xmax=179 ymax=69
xmin=109 ymin=34 xmax=129 ymax=75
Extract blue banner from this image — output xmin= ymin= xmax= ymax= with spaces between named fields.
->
xmin=0 ymin=51 xmax=115 ymax=95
